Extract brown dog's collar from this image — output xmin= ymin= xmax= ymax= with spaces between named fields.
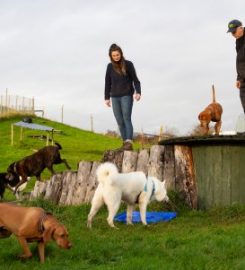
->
xmin=38 ymin=211 xmax=52 ymax=233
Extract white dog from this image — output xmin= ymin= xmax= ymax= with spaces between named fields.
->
xmin=87 ymin=162 xmax=169 ymax=228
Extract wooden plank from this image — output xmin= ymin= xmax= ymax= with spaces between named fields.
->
xmin=193 ymin=146 xmax=233 ymax=208
xmin=192 ymin=146 xmax=213 ymax=209
xmin=230 ymin=146 xmax=245 ymax=204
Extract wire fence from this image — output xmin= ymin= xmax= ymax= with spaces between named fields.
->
xmin=0 ymin=89 xmax=34 ymax=116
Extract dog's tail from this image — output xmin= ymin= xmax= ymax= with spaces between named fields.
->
xmin=96 ymin=162 xmax=118 ymax=185
xmin=54 ymin=142 xmax=62 ymax=149
xmin=212 ymin=84 xmax=216 ymax=103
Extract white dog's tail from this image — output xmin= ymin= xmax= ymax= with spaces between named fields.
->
xmin=96 ymin=162 xmax=118 ymax=185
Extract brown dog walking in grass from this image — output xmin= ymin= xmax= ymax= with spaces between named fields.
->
xmin=198 ymin=85 xmax=223 ymax=135
xmin=0 ymin=203 xmax=72 ymax=263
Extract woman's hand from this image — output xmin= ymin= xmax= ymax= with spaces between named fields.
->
xmin=134 ymin=93 xmax=141 ymax=101
xmin=236 ymin=80 xmax=241 ymax=89
xmin=105 ymin=99 xmax=111 ymax=107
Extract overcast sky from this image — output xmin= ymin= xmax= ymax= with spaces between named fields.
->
xmin=0 ymin=0 xmax=245 ymax=135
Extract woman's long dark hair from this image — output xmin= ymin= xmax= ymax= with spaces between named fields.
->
xmin=109 ymin=43 xmax=126 ymax=75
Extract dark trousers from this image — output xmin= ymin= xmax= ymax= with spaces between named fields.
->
xmin=240 ymin=84 xmax=245 ymax=113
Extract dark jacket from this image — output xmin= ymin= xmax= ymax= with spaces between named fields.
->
xmin=104 ymin=60 xmax=141 ymax=100
xmin=236 ymin=28 xmax=245 ymax=81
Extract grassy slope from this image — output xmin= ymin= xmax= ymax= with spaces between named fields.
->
xmin=0 ymin=115 xmax=123 ymax=171
xmin=0 ymin=115 xmax=124 ymax=195
xmin=1 ymin=116 xmax=245 ymax=269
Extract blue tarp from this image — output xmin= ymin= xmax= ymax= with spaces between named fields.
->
xmin=14 ymin=121 xmax=54 ymax=131
xmin=114 ymin=211 xmax=177 ymax=224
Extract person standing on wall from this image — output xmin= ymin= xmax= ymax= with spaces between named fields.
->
xmin=227 ymin=19 xmax=245 ymax=112
xmin=104 ymin=43 xmax=141 ymax=150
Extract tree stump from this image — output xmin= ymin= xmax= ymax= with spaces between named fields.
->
xmin=30 ymin=181 xmax=47 ymax=200
xmin=59 ymin=171 xmax=77 ymax=205
xmin=122 ymin=151 xmax=138 ymax=173
xmin=84 ymin=161 xmax=100 ymax=203
xmin=44 ymin=173 xmax=63 ymax=204
xmin=148 ymin=145 xmax=165 ymax=180
xmin=136 ymin=149 xmax=150 ymax=175
xmin=101 ymin=149 xmax=124 ymax=172
xmin=70 ymin=161 xmax=92 ymax=205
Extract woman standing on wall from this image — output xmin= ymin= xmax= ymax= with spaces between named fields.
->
xmin=104 ymin=43 xmax=141 ymax=150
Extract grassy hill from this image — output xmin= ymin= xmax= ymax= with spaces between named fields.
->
xmin=0 ymin=115 xmax=124 ymax=175
xmin=0 ymin=114 xmax=126 ymax=197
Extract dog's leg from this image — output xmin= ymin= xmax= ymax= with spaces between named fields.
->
xmin=138 ymin=196 xmax=148 ymax=225
xmin=38 ymin=242 xmax=45 ymax=263
xmin=47 ymin=166 xmax=56 ymax=175
xmin=14 ymin=177 xmax=27 ymax=194
xmin=36 ymin=174 xmax=42 ymax=182
xmin=106 ymin=199 xmax=121 ymax=228
xmin=16 ymin=236 xmax=32 ymax=259
xmin=215 ymin=120 xmax=222 ymax=135
xmin=126 ymin=205 xmax=134 ymax=225
xmin=200 ymin=121 xmax=209 ymax=135
xmin=87 ymin=188 xmax=104 ymax=228
xmin=61 ymin=159 xmax=71 ymax=170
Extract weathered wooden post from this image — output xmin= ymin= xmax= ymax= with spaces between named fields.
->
xmin=148 ymin=145 xmax=165 ymax=180
xmin=174 ymin=145 xmax=197 ymax=209
xmin=122 ymin=151 xmax=138 ymax=172
xmin=136 ymin=149 xmax=150 ymax=175
xmin=71 ymin=161 xmax=92 ymax=205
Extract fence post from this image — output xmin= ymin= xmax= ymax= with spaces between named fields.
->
xmin=0 ymin=95 xmax=2 ymax=114
xmin=61 ymin=105 xmax=64 ymax=123
xmin=15 ymin=96 xmax=18 ymax=110
xmin=90 ymin=114 xmax=94 ymax=132
xmin=32 ymin=97 xmax=35 ymax=114
xmin=5 ymin=88 xmax=8 ymax=108
xmin=20 ymin=127 xmax=23 ymax=141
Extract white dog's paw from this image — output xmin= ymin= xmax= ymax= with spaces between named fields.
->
xmin=126 ymin=221 xmax=134 ymax=225
xmin=87 ymin=220 xmax=92 ymax=229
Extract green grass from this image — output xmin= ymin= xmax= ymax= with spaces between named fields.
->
xmin=1 ymin=200 xmax=245 ymax=270
xmin=1 ymin=115 xmax=245 ymax=269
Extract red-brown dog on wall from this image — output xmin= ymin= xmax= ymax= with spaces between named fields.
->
xmin=0 ymin=203 xmax=72 ymax=263
xmin=198 ymin=85 xmax=223 ymax=135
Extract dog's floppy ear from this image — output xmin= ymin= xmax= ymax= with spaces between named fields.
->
xmin=43 ymin=226 xmax=55 ymax=243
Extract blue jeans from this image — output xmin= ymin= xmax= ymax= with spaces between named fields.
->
xmin=111 ymin=95 xmax=133 ymax=141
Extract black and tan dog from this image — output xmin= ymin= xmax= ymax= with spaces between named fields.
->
xmin=6 ymin=143 xmax=71 ymax=194
xmin=198 ymin=85 xmax=223 ymax=135
xmin=0 ymin=172 xmax=20 ymax=199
